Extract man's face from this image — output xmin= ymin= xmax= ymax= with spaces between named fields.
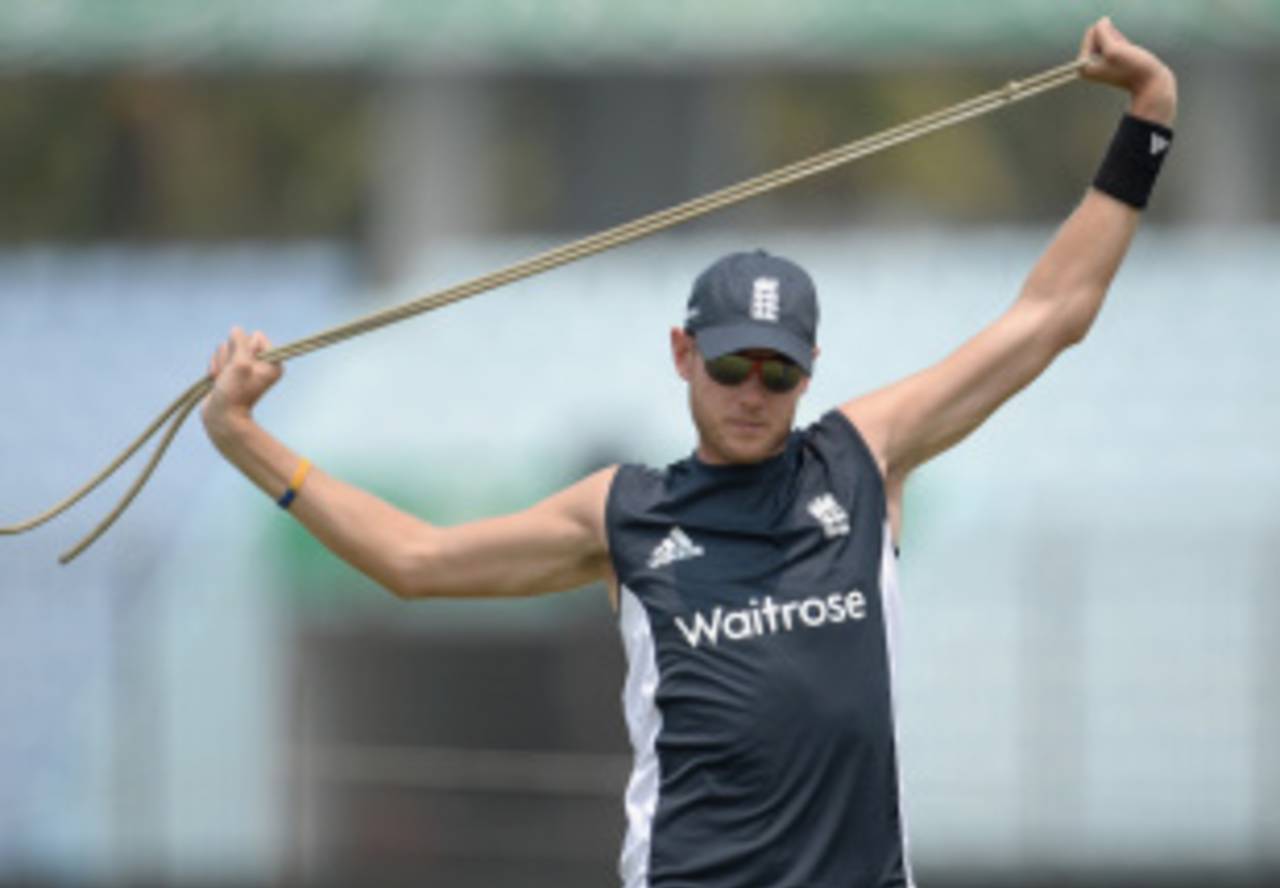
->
xmin=671 ymin=327 xmax=812 ymax=465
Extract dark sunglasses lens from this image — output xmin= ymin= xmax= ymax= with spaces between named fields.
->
xmin=761 ymin=360 xmax=803 ymax=393
xmin=705 ymin=354 xmax=753 ymax=385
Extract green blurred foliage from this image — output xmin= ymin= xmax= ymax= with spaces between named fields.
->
xmin=0 ymin=65 xmax=1165 ymax=245
xmin=0 ymin=74 xmax=369 ymax=241
xmin=749 ymin=67 xmax=1125 ymax=223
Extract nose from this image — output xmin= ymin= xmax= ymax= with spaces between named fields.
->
xmin=735 ymin=370 xmax=770 ymax=406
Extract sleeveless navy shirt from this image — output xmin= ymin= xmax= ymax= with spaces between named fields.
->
xmin=606 ymin=410 xmax=915 ymax=888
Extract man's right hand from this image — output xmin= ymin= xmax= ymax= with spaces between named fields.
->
xmin=201 ymin=326 xmax=284 ymax=445
xmin=196 ymin=323 xmax=615 ymax=602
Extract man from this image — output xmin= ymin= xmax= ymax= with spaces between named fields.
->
xmin=201 ymin=17 xmax=1176 ymax=888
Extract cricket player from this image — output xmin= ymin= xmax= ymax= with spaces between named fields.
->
xmin=201 ymin=17 xmax=1176 ymax=888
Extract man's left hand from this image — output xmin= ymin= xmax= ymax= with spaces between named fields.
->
xmin=1079 ymin=16 xmax=1178 ymax=126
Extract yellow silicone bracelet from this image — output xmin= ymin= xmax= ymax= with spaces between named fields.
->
xmin=277 ymin=457 xmax=312 ymax=510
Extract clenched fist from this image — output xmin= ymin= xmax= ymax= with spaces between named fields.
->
xmin=1078 ymin=16 xmax=1177 ymax=126
xmin=201 ymin=326 xmax=284 ymax=443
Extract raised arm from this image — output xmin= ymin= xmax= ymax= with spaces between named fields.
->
xmin=201 ymin=327 xmax=615 ymax=600
xmin=843 ymin=17 xmax=1177 ymax=489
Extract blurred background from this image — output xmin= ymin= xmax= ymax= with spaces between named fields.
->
xmin=2 ymin=2 xmax=1278 ymax=886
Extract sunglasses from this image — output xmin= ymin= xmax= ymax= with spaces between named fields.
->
xmin=703 ymin=352 xmax=805 ymax=393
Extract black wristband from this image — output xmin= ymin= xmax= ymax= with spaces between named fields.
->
xmin=1092 ymin=113 xmax=1173 ymax=210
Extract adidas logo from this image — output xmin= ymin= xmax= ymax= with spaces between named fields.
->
xmin=648 ymin=526 xmax=705 ymax=570
xmin=1150 ymin=133 xmax=1170 ymax=156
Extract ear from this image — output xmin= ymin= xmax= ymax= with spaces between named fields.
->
xmin=671 ymin=326 xmax=695 ymax=382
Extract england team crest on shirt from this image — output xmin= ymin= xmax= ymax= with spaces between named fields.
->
xmin=807 ymin=492 xmax=850 ymax=539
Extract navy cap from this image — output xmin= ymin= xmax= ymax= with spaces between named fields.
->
xmin=684 ymin=250 xmax=819 ymax=374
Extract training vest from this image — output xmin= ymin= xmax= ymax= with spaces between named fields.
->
xmin=605 ymin=410 xmax=915 ymax=888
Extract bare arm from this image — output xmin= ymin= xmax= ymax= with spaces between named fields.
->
xmin=844 ymin=17 xmax=1177 ymax=487
xmin=202 ymin=328 xmax=614 ymax=600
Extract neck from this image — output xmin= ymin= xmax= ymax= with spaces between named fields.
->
xmin=695 ymin=437 xmax=788 ymax=466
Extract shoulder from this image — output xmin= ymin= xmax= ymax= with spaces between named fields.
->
xmin=603 ymin=460 xmax=668 ymax=522
xmin=805 ymin=409 xmax=886 ymax=480
xmin=795 ymin=409 xmax=891 ymax=529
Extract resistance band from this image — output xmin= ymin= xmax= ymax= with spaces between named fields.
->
xmin=3 ymin=57 xmax=1090 ymax=564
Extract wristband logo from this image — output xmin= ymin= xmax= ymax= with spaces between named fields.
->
xmin=674 ymin=590 xmax=868 ymax=649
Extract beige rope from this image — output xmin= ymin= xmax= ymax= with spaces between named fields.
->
xmin=3 ymin=57 xmax=1089 ymax=564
